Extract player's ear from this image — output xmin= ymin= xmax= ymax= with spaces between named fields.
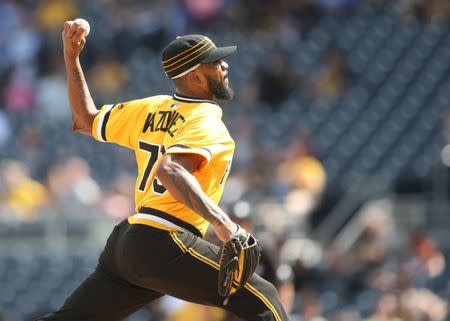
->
xmin=187 ymin=70 xmax=204 ymax=86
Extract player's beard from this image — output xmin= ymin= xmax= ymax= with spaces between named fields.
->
xmin=207 ymin=77 xmax=234 ymax=100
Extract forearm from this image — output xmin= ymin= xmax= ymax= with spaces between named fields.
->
xmin=157 ymin=161 xmax=233 ymax=227
xmin=64 ymin=55 xmax=98 ymax=135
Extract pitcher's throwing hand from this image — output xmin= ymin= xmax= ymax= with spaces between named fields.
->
xmin=62 ymin=18 xmax=90 ymax=58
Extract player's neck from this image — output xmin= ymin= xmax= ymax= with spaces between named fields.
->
xmin=175 ymin=88 xmax=214 ymax=101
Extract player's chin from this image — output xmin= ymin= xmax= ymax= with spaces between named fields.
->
xmin=210 ymin=79 xmax=234 ymax=100
xmin=222 ymin=80 xmax=234 ymax=100
xmin=218 ymin=86 xmax=234 ymax=100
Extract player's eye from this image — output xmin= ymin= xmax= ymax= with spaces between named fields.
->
xmin=213 ymin=60 xmax=223 ymax=67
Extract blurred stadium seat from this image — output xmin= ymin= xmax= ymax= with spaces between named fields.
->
xmin=1 ymin=1 xmax=450 ymax=321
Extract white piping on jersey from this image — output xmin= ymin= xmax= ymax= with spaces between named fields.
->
xmin=132 ymin=213 xmax=190 ymax=233
xmin=171 ymin=63 xmax=200 ymax=79
xmin=166 ymin=145 xmax=212 ymax=162
xmin=96 ymin=104 xmax=114 ymax=142
xmin=173 ymin=93 xmax=217 ymax=105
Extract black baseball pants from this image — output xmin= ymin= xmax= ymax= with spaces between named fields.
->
xmin=38 ymin=220 xmax=289 ymax=321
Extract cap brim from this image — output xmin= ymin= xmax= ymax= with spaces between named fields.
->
xmin=201 ymin=46 xmax=237 ymax=63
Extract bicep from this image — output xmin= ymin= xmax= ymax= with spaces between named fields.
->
xmin=158 ymin=153 xmax=206 ymax=175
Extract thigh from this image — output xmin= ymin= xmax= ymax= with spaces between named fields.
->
xmin=37 ymin=266 xmax=162 ymax=321
xmin=140 ymin=231 xmax=289 ymax=321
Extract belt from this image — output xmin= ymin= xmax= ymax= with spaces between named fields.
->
xmin=128 ymin=207 xmax=202 ymax=237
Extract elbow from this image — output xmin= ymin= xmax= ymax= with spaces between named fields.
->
xmin=71 ymin=115 xmax=94 ymax=136
xmin=70 ymin=109 xmax=98 ymax=136
xmin=72 ymin=121 xmax=83 ymax=133
xmin=72 ymin=121 xmax=91 ymax=135
xmin=155 ymin=163 xmax=167 ymax=182
xmin=156 ymin=156 xmax=178 ymax=184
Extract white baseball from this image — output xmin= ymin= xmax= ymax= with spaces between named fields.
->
xmin=73 ymin=18 xmax=90 ymax=38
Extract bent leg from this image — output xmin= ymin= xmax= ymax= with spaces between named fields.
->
xmin=227 ymin=274 xmax=287 ymax=321
xmin=37 ymin=222 xmax=163 ymax=321
xmin=123 ymin=229 xmax=289 ymax=321
xmin=37 ymin=266 xmax=162 ymax=321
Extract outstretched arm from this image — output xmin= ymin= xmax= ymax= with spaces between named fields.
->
xmin=62 ymin=19 xmax=99 ymax=136
xmin=156 ymin=153 xmax=237 ymax=242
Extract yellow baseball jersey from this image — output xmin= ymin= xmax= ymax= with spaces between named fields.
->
xmin=92 ymin=94 xmax=235 ymax=236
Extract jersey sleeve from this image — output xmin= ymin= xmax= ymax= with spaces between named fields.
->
xmin=165 ymin=109 xmax=222 ymax=166
xmin=91 ymin=98 xmax=149 ymax=149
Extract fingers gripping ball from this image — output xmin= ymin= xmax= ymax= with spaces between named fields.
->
xmin=218 ymin=226 xmax=262 ymax=305
xmin=73 ymin=18 xmax=90 ymax=38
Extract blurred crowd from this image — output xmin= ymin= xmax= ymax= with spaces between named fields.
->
xmin=1 ymin=0 xmax=346 ymax=226
xmin=1 ymin=0 xmax=450 ymax=321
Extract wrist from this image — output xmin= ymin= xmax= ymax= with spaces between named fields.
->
xmin=64 ymin=52 xmax=80 ymax=62
xmin=213 ymin=220 xmax=238 ymax=232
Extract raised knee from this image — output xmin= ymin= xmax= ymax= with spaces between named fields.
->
xmin=251 ymin=281 xmax=287 ymax=321
xmin=260 ymin=280 xmax=279 ymax=300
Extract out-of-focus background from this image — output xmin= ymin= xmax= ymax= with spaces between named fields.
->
xmin=1 ymin=0 xmax=450 ymax=320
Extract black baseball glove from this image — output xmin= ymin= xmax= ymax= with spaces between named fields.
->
xmin=218 ymin=226 xmax=262 ymax=304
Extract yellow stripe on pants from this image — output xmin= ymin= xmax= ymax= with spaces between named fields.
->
xmin=169 ymin=233 xmax=282 ymax=321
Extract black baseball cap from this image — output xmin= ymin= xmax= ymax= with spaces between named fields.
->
xmin=162 ymin=34 xmax=237 ymax=79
